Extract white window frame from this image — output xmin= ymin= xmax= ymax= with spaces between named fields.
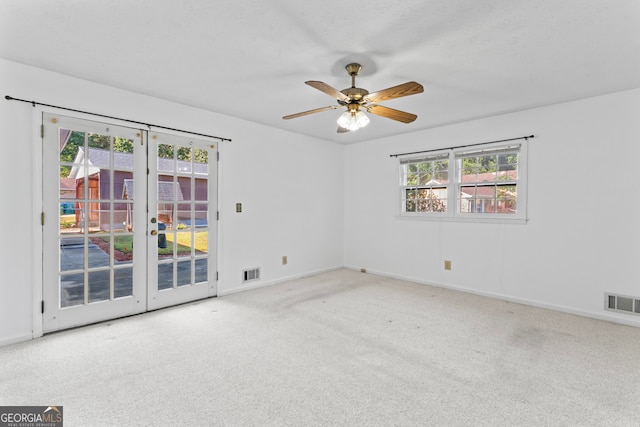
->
xmin=399 ymin=151 xmax=451 ymax=218
xmin=396 ymin=140 xmax=528 ymax=224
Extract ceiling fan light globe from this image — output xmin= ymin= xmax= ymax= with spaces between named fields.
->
xmin=337 ymin=111 xmax=356 ymax=130
xmin=355 ymin=111 xmax=370 ymax=128
xmin=337 ymin=110 xmax=369 ymax=131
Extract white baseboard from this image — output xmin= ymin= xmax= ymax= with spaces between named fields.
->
xmin=344 ymin=265 xmax=640 ymax=328
xmin=218 ymin=265 xmax=343 ymax=297
xmin=0 ymin=333 xmax=33 ymax=348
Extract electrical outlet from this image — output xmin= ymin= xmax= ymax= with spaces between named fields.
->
xmin=282 ymin=255 xmax=287 ymax=265
xmin=444 ymin=260 xmax=452 ymax=270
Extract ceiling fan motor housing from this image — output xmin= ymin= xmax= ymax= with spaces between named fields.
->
xmin=340 ymin=87 xmax=369 ymax=104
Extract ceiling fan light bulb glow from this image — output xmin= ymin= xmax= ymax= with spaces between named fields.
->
xmin=337 ymin=111 xmax=356 ymax=130
xmin=355 ymin=110 xmax=370 ymax=128
xmin=337 ymin=110 xmax=369 ymax=131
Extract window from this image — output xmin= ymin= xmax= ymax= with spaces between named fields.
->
xmin=398 ymin=142 xmax=527 ymax=222
xmin=456 ymin=145 xmax=519 ymax=215
xmin=400 ymin=153 xmax=449 ymax=214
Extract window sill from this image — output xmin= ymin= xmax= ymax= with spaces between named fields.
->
xmin=395 ymin=214 xmax=528 ymax=225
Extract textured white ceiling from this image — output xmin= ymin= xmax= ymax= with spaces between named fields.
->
xmin=1 ymin=0 xmax=639 ymax=143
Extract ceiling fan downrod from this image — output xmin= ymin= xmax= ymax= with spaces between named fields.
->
xmin=345 ymin=63 xmax=362 ymax=88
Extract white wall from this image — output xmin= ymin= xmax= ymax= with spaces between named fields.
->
xmin=2 ymin=56 xmax=638 ymax=347
xmin=0 ymin=58 xmax=344 ymax=346
xmin=344 ymin=88 xmax=640 ymax=327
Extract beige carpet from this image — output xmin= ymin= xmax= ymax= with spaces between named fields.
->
xmin=1 ymin=269 xmax=639 ymax=426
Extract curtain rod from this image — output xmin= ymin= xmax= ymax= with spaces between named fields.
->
xmin=4 ymin=95 xmax=232 ymax=142
xmin=389 ymin=135 xmax=534 ymax=158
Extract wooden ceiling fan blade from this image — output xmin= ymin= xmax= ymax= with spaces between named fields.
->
xmin=366 ymin=104 xmax=417 ymax=123
xmin=364 ymin=81 xmax=424 ymax=103
xmin=282 ymin=105 xmax=340 ymax=120
xmin=305 ymin=81 xmax=350 ymax=102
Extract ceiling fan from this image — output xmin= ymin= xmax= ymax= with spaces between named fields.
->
xmin=283 ymin=63 xmax=424 ymax=133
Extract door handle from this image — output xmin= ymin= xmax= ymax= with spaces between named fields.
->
xmin=150 ymin=230 xmax=158 ymax=236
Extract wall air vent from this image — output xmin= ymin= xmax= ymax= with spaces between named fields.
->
xmin=243 ymin=268 xmax=260 ymax=283
xmin=605 ymin=293 xmax=640 ymax=316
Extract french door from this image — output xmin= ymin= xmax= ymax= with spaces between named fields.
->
xmin=147 ymin=131 xmax=217 ymax=310
xmin=42 ymin=113 xmax=217 ymax=332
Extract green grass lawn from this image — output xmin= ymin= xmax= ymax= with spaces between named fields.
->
xmin=102 ymin=231 xmax=208 ymax=256
xmin=165 ymin=231 xmax=208 ymax=255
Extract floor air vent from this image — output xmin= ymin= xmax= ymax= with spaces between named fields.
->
xmin=605 ymin=293 xmax=640 ymax=315
xmin=243 ymin=268 xmax=260 ymax=283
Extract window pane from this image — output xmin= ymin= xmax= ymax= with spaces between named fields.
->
xmin=59 ymin=206 xmax=79 ymax=234
xmin=177 ymin=147 xmax=192 ymax=173
xmin=498 ymin=162 xmax=518 ymax=179
xmin=194 ymin=229 xmax=208 ymax=255
xmin=404 ymin=188 xmax=417 ymax=212
xmin=113 ymin=202 xmax=131 ymax=232
xmin=498 ymin=153 xmax=518 ymax=168
xmin=113 ymin=235 xmax=134 ymax=265
xmin=456 ymin=148 xmax=520 ymax=215
xmin=86 ymin=202 xmax=101 ymax=230
xmin=435 ymin=170 xmax=448 ymax=182
xmin=461 ymin=157 xmax=478 ymax=175
xmin=460 ymin=186 xmax=476 ymax=199
xmin=195 ymin=258 xmax=208 ymax=284
xmin=60 ymin=237 xmax=84 ymax=271
xmin=114 ymin=267 xmax=133 ymax=298
xmin=87 ymin=177 xmax=100 ymax=200
xmin=405 ymin=168 xmax=418 ymax=185
xmin=177 ymin=260 xmax=191 ymax=287
xmin=158 ymin=144 xmax=174 ymax=172
xmin=60 ymin=130 xmax=84 ymax=165
xmin=194 ymin=204 xmax=208 ymax=229
xmin=417 ymin=163 xmax=432 ymax=184
xmin=88 ymin=133 xmax=110 ymax=151
xmin=496 ymin=199 xmax=517 ymax=214
xmin=88 ymin=236 xmax=110 ymax=268
xmin=418 ymin=171 xmax=432 ymax=185
xmin=478 ymin=155 xmax=497 ymax=178
xmin=158 ymin=262 xmax=173 ymax=290
xmin=459 ymin=197 xmax=471 ymax=213
xmin=497 ymin=185 xmax=517 ymax=214
xmin=114 ymin=137 xmax=135 ymax=155
xmin=88 ymin=270 xmax=110 ymax=303
xmin=176 ymin=204 xmax=191 ymax=225
xmin=61 ymin=273 xmax=84 ymax=307
xmin=194 ymin=148 xmax=209 ymax=175
xmin=175 ymin=231 xmax=193 ymax=258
